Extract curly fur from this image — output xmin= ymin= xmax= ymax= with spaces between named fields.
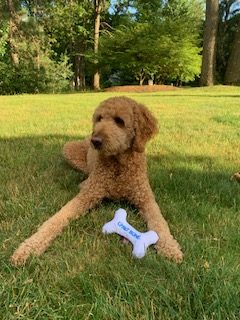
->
xmin=11 ymin=96 xmax=183 ymax=265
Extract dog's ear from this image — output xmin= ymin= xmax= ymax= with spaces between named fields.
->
xmin=132 ymin=103 xmax=158 ymax=152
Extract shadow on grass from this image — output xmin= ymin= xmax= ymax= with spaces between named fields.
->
xmin=148 ymin=153 xmax=239 ymax=212
xmin=1 ymin=134 xmax=239 ymax=219
xmin=1 ymin=135 xmax=239 ymax=264
xmin=1 ymin=135 xmax=240 ymax=320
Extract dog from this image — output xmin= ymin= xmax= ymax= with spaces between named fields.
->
xmin=11 ymin=96 xmax=183 ymax=265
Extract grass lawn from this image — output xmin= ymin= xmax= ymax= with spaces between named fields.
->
xmin=0 ymin=86 xmax=239 ymax=319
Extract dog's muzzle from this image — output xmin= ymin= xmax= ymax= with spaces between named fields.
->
xmin=91 ymin=135 xmax=103 ymax=150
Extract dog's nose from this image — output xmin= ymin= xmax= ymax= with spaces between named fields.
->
xmin=91 ymin=136 xmax=103 ymax=149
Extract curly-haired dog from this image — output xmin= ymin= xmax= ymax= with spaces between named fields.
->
xmin=11 ymin=97 xmax=183 ymax=265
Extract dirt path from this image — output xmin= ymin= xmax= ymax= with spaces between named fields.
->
xmin=104 ymin=85 xmax=178 ymax=93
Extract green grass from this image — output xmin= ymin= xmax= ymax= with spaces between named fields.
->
xmin=0 ymin=86 xmax=239 ymax=319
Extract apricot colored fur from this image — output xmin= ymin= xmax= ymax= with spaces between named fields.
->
xmin=11 ymin=97 xmax=183 ymax=265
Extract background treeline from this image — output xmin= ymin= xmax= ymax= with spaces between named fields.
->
xmin=0 ymin=0 xmax=239 ymax=94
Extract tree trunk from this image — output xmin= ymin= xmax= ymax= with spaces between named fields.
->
xmin=93 ymin=0 xmax=102 ymax=90
xmin=225 ymin=25 xmax=240 ymax=85
xmin=217 ymin=1 xmax=232 ymax=82
xmin=74 ymin=54 xmax=86 ymax=90
xmin=6 ymin=0 xmax=19 ymax=66
xmin=139 ymin=69 xmax=145 ymax=85
xmin=200 ymin=0 xmax=219 ymax=86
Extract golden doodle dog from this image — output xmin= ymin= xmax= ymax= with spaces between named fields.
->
xmin=11 ymin=96 xmax=183 ymax=265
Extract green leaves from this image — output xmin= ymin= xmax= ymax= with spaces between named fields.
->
xmin=0 ymin=28 xmax=8 ymax=58
xmin=99 ymin=1 xmax=202 ymax=85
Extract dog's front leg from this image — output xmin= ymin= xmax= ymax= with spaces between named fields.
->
xmin=130 ymin=185 xmax=183 ymax=263
xmin=141 ymin=199 xmax=183 ymax=263
xmin=11 ymin=175 xmax=105 ymax=266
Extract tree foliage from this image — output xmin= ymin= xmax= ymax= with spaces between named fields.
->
xmin=0 ymin=0 xmax=73 ymax=94
xmin=0 ymin=0 xmax=240 ymax=94
xmin=100 ymin=0 xmax=202 ymax=85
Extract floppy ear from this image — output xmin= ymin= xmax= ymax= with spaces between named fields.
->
xmin=132 ymin=103 xmax=159 ymax=152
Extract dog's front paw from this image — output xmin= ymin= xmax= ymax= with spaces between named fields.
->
xmin=155 ymin=237 xmax=183 ymax=263
xmin=11 ymin=240 xmax=36 ymax=266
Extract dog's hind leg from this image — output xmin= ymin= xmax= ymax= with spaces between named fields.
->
xmin=63 ymin=139 xmax=90 ymax=174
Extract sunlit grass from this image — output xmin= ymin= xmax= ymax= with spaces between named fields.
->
xmin=0 ymin=86 xmax=239 ymax=319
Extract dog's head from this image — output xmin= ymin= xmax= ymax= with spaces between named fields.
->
xmin=91 ymin=96 xmax=158 ymax=156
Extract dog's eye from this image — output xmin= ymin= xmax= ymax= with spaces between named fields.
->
xmin=96 ymin=115 xmax=102 ymax=122
xmin=114 ymin=117 xmax=125 ymax=127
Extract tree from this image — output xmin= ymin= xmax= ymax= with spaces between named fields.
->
xmin=0 ymin=0 xmax=73 ymax=94
xmin=200 ymin=0 xmax=219 ymax=86
xmin=216 ymin=0 xmax=240 ymax=82
xmin=99 ymin=0 xmax=202 ymax=85
xmin=41 ymin=0 xmax=93 ymax=90
xmin=225 ymin=23 xmax=240 ymax=84
xmin=5 ymin=0 xmax=21 ymax=66
xmin=93 ymin=0 xmax=111 ymax=90
xmin=93 ymin=0 xmax=102 ymax=90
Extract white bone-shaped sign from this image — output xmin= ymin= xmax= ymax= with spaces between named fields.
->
xmin=102 ymin=208 xmax=159 ymax=258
